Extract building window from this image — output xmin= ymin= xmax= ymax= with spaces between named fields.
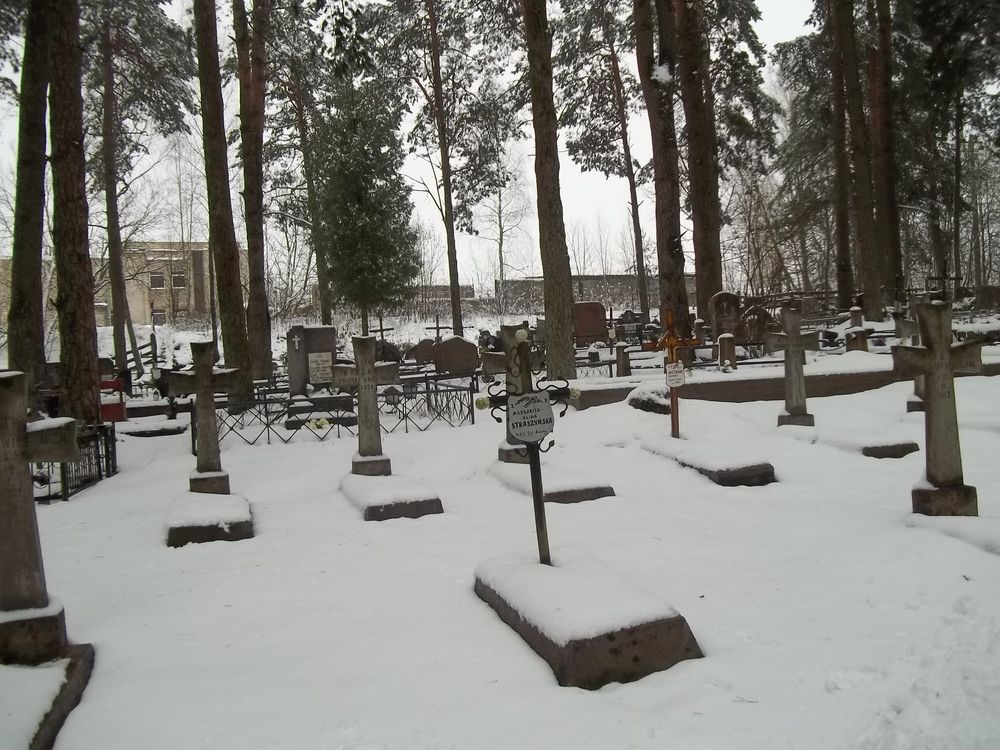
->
xmin=171 ymin=271 xmax=187 ymax=288
xmin=151 ymin=309 xmax=167 ymax=326
xmin=149 ymin=271 xmax=165 ymax=289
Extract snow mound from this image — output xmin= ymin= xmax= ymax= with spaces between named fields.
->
xmin=165 ymin=492 xmax=251 ymax=529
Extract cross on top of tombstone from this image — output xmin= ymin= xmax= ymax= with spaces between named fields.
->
xmin=892 ymin=301 xmax=982 ymax=515
xmin=0 ymin=371 xmax=80 ymax=614
xmin=331 ymin=335 xmax=400 ymax=476
xmin=166 ymin=341 xmax=241 ymax=494
xmin=764 ymin=303 xmax=820 ymax=427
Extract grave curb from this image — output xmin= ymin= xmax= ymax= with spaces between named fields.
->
xmin=912 ymin=485 xmax=978 ymax=517
xmin=166 ymin=518 xmax=255 ymax=547
xmin=544 ymin=486 xmax=616 ymax=504
xmin=363 ymin=498 xmax=444 ymax=522
xmin=676 ymin=459 xmax=776 ymax=487
xmin=29 ymin=643 xmax=95 ymax=750
xmin=862 ymin=442 xmax=919 ymax=459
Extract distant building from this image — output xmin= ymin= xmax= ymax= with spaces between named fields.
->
xmin=496 ymin=274 xmax=697 ymax=316
xmin=112 ymin=241 xmax=218 ymax=326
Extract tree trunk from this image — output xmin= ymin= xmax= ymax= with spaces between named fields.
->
xmin=233 ymin=0 xmax=272 ymax=379
xmin=830 ymin=0 xmax=881 ymax=319
xmin=193 ymin=0 xmax=251 ymax=394
xmin=423 ymin=0 xmax=464 ymax=336
xmin=871 ymin=0 xmax=901 ymax=294
xmin=633 ymin=0 xmax=689 ymax=332
xmin=951 ymin=92 xmax=963 ymax=299
xmin=100 ymin=16 xmax=128 ymax=376
xmin=674 ymin=0 xmax=722 ymax=320
xmin=49 ymin=0 xmax=100 ymax=423
xmin=601 ymin=8 xmax=648 ymax=321
xmin=520 ymin=0 xmax=576 ymax=379
xmin=8 ymin=0 xmax=51 ymax=386
xmin=828 ymin=14 xmax=855 ymax=309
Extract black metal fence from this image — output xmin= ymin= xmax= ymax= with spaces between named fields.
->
xmin=33 ymin=423 xmax=118 ymax=502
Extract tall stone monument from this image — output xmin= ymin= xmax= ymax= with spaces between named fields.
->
xmin=287 ymin=325 xmax=337 ymax=396
xmin=764 ymin=304 xmax=821 ymax=427
xmin=892 ymin=301 xmax=982 ymax=515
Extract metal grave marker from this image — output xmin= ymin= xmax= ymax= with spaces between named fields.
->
xmin=509 ymin=392 xmax=554 ymax=443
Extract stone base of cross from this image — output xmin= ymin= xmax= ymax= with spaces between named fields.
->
xmin=332 ymin=335 xmax=400 ymax=476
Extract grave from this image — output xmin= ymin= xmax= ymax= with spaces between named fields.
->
xmin=892 ymin=301 xmax=982 ymax=516
xmin=845 ymin=307 xmax=869 ymax=352
xmin=333 ymin=335 xmax=443 ymax=520
xmin=642 ymin=434 xmax=776 ymax=486
xmin=433 ymin=335 xmax=480 ymax=375
xmin=574 ymin=301 xmax=608 ymax=346
xmin=708 ymin=291 xmax=747 ymax=343
xmin=286 ymin=325 xmax=337 ymax=397
xmin=764 ymin=304 xmax=820 ymax=427
xmin=404 ymin=338 xmax=436 ymax=365
xmin=164 ymin=342 xmax=254 ymax=546
xmin=742 ymin=305 xmax=776 ymax=342
xmin=717 ymin=333 xmax=737 ymax=370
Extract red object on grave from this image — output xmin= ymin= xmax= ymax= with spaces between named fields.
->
xmin=99 ymin=378 xmax=128 ymax=423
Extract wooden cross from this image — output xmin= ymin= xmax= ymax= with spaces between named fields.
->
xmin=655 ymin=311 xmax=699 ymax=438
xmin=764 ymin=304 xmax=820 ymax=427
xmin=0 ymin=371 xmax=80 ymax=613
xmin=372 ymin=315 xmax=394 ymax=341
xmin=331 ymin=335 xmax=400 ymax=475
xmin=165 ymin=341 xmax=241 ymax=493
xmin=892 ymin=301 xmax=982 ymax=515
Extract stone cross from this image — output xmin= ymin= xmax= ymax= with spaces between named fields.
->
xmin=166 ymin=341 xmax=241 ymax=494
xmin=331 ymin=335 xmax=400 ymax=476
xmin=765 ymin=304 xmax=820 ymax=427
xmin=0 ymin=371 xmax=81 ymax=662
xmin=892 ymin=301 xmax=982 ymax=516
xmin=846 ymin=306 xmax=868 ymax=352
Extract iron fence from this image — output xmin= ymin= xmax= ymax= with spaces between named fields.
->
xmin=33 ymin=423 xmax=118 ymax=502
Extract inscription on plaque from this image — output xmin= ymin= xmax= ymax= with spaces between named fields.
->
xmin=308 ymin=352 xmax=333 ymax=385
xmin=509 ymin=393 xmax=554 ymax=444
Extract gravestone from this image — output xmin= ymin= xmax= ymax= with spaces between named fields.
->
xmin=0 ymin=371 xmax=82 ymax=663
xmin=405 ymin=338 xmax=436 ymax=365
xmin=764 ymin=304 xmax=821 ymax=427
xmin=615 ymin=342 xmax=631 ymax=377
xmin=574 ymin=301 xmax=608 ymax=346
xmin=717 ymin=333 xmax=737 ymax=370
xmin=845 ymin=307 xmax=868 ymax=352
xmin=742 ymin=305 xmax=776 ymax=342
xmin=433 ymin=336 xmax=480 ymax=374
xmin=892 ymin=301 xmax=982 ymax=516
xmin=332 ymin=336 xmax=401 ymax=477
xmin=693 ymin=318 xmax=708 ymax=343
xmin=709 ymin=291 xmax=747 ymax=343
xmin=374 ymin=339 xmax=402 ymax=364
xmin=286 ymin=325 xmax=337 ymax=396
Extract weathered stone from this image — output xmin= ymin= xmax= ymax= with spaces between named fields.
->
xmin=717 ymin=333 xmax=737 ymax=370
xmin=765 ymin=304 xmax=820 ymax=428
xmin=862 ymin=441 xmax=920 ymax=459
xmin=574 ymin=301 xmax=608 ymax=346
xmin=0 ymin=603 xmax=67 ymax=665
xmin=26 ymin=643 xmax=95 ymax=750
xmin=742 ymin=305 xmax=776 ymax=342
xmin=846 ymin=306 xmax=868 ymax=352
xmin=615 ymin=343 xmax=631 ymax=376
xmin=286 ymin=325 xmax=337 ymax=396
xmin=709 ymin=291 xmax=747 ymax=343
xmin=405 ymin=338 xmax=436 ymax=365
xmin=497 ymin=327 xmax=534 ymax=464
xmin=433 ymin=336 xmax=480 ymax=374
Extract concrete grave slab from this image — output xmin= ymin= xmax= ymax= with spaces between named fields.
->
xmin=641 ymin=435 xmax=776 ymax=486
xmin=489 ymin=461 xmax=616 ymax=504
xmin=165 ymin=492 xmax=254 ymax=547
xmin=339 ymin=473 xmax=443 ymax=521
xmin=474 ymin=549 xmax=702 ymax=689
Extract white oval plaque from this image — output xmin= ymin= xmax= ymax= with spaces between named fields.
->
xmin=509 ymin=392 xmax=554 ymax=443
xmin=665 ymin=362 xmax=686 ymax=388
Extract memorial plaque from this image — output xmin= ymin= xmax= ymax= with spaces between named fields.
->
xmin=308 ymin=352 xmax=333 ymax=384
xmin=509 ymin=392 xmax=554 ymax=444
xmin=665 ymin=362 xmax=686 ymax=388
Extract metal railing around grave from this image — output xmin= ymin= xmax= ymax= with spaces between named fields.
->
xmin=34 ymin=423 xmax=118 ymax=502
xmin=193 ymin=376 xmax=477 ymax=449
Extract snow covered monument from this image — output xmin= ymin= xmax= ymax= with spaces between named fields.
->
xmin=164 ymin=341 xmax=254 ymax=546
xmin=891 ymin=301 xmax=982 ymax=516
xmin=334 ymin=335 xmax=443 ymax=521
xmin=765 ymin=302 xmax=820 ymax=427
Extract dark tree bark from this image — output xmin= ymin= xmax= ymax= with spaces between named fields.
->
xmin=425 ymin=0 xmax=464 ymax=336
xmin=828 ymin=11 xmax=855 ymax=310
xmin=49 ymin=0 xmax=100 ymax=423
xmin=100 ymin=15 xmax=129 ymax=376
xmin=233 ymin=0 xmax=272 ymax=380
xmin=520 ymin=0 xmax=576 ymax=379
xmin=871 ymin=0 xmax=902 ymax=293
xmin=633 ymin=0 xmax=689 ymax=332
xmin=674 ymin=0 xmax=722 ymax=320
xmin=193 ymin=0 xmax=251 ymax=393
xmin=7 ymin=0 xmax=52 ymax=385
xmin=951 ymin=92 xmax=963 ymax=299
xmin=830 ymin=0 xmax=881 ymax=318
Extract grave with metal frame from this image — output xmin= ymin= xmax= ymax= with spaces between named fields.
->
xmin=473 ymin=350 xmax=701 ymax=688
xmin=891 ymin=301 xmax=982 ymax=516
xmin=163 ymin=341 xmax=254 ymax=546
xmin=333 ymin=335 xmax=443 ymax=521
xmin=0 ymin=371 xmax=95 ymax=744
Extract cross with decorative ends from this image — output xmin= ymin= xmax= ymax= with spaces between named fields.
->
xmin=0 ymin=371 xmax=81 ymax=662
xmin=332 ymin=335 xmax=400 ymax=476
xmin=892 ymin=301 xmax=982 ymax=516
xmin=764 ymin=304 xmax=821 ymax=427
xmin=165 ymin=341 xmax=241 ymax=494
xmin=655 ymin=311 xmax=699 ymax=438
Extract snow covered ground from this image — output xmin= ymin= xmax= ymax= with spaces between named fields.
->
xmin=6 ymin=374 xmax=1000 ymax=749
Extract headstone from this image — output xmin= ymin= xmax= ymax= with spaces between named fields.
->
xmin=974 ymin=285 xmax=1000 ymax=310
xmin=764 ymin=304 xmax=821 ymax=427
xmin=433 ymin=336 xmax=480 ymax=374
xmin=286 ymin=325 xmax=337 ymax=396
xmin=846 ymin=307 xmax=868 ymax=352
xmin=717 ymin=333 xmax=737 ymax=371
xmin=332 ymin=336 xmax=401 ymax=476
xmin=615 ymin=343 xmax=631 ymax=377
xmin=0 ymin=371 xmax=81 ymax=663
xmin=166 ymin=342 xmax=242 ymax=495
xmin=405 ymin=338 xmax=436 ymax=365
xmin=708 ymin=291 xmax=747 ymax=343
xmin=374 ymin=339 xmax=402 ymax=364
xmin=693 ymin=318 xmax=708 ymax=342
xmin=741 ymin=305 xmax=776 ymax=342
xmin=574 ymin=301 xmax=608 ymax=346
xmin=892 ymin=301 xmax=982 ymax=516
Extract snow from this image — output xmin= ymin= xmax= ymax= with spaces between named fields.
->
xmin=489 ymin=460 xmax=612 ymax=495
xmin=0 ymin=658 xmax=69 ymax=748
xmin=25 ymin=416 xmax=76 ymax=433
xmin=7 ymin=372 xmax=1000 ymax=749
xmin=338 ymin=472 xmax=440 ymax=511
xmin=0 ymin=596 xmax=62 ymax=626
xmin=641 ymin=434 xmax=771 ymax=473
xmin=905 ymin=515 xmax=1000 ymax=556
xmin=475 ymin=548 xmax=679 ymax=646
xmin=165 ymin=492 xmax=251 ymax=529
xmin=780 ymin=423 xmax=917 ymax=455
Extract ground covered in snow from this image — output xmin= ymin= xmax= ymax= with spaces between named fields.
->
xmin=7 ymin=376 xmax=1000 ymax=749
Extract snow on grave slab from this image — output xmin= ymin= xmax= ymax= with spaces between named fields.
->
xmin=116 ymin=418 xmax=188 ymax=438
xmin=0 ymin=658 xmax=69 ymax=747
xmin=165 ymin=491 xmax=254 ymax=547
xmin=474 ymin=548 xmax=702 ymax=689
xmin=905 ymin=515 xmax=1000 ymax=557
xmin=488 ymin=461 xmax=616 ymax=504
xmin=780 ymin=424 xmax=919 ymax=459
xmin=339 ymin=472 xmax=443 ymax=521
xmin=641 ymin=435 xmax=776 ymax=486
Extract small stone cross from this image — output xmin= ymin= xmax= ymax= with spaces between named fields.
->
xmin=0 ymin=371 xmax=80 ymax=614
xmin=331 ymin=335 xmax=400 ymax=476
xmin=765 ymin=304 xmax=820 ymax=427
xmin=166 ymin=341 xmax=241 ymax=494
xmin=892 ymin=301 xmax=982 ymax=516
